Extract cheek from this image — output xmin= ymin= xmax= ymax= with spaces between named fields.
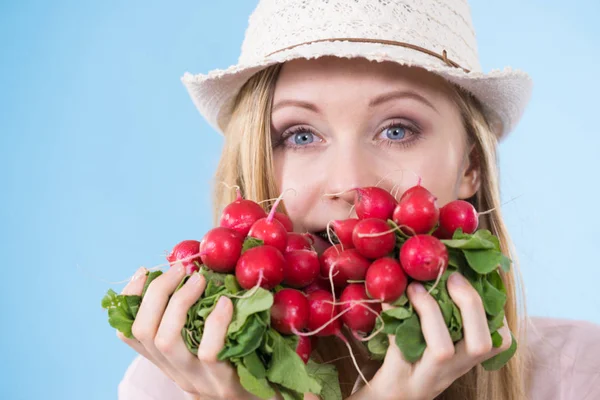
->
xmin=273 ymin=151 xmax=324 ymax=229
xmin=380 ymin=137 xmax=465 ymax=206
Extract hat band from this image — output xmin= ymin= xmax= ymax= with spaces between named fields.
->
xmin=265 ymin=37 xmax=471 ymax=73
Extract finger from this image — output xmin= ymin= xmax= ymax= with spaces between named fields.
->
xmin=132 ymin=262 xmax=186 ymax=343
xmin=447 ymin=273 xmax=493 ymax=365
xmin=156 ymin=272 xmax=206 ymax=370
xmin=131 ymin=263 xmax=196 ymax=392
xmin=197 ymin=296 xmax=233 ymax=362
xmin=118 ymin=267 xmax=150 ymax=356
xmin=121 ymin=267 xmax=148 ymax=295
xmin=407 ymin=282 xmax=455 ymax=366
xmin=197 ymin=296 xmax=249 ymax=398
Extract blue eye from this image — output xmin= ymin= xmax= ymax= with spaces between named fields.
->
xmin=290 ymin=131 xmax=315 ymax=145
xmin=384 ymin=125 xmax=407 ymax=140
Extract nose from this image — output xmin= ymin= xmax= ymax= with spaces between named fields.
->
xmin=323 ymin=142 xmax=378 ymax=205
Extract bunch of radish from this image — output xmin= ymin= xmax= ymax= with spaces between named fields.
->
xmin=103 ymin=183 xmax=516 ymax=400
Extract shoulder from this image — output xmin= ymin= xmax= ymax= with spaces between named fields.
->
xmin=118 ymin=355 xmax=190 ymax=400
xmin=525 ymin=316 xmax=600 ymax=400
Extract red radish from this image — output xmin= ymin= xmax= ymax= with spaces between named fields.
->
xmin=283 ymin=250 xmax=320 ymax=288
xmin=235 ymin=245 xmax=285 ymax=290
xmin=199 ymin=228 xmax=244 ymax=273
xmin=271 ymin=289 xmax=309 ymax=335
xmin=166 ymin=240 xmax=202 ymax=274
xmin=393 ymin=185 xmax=439 ymax=235
xmin=352 ymin=218 xmax=396 ymax=259
xmin=248 ymin=195 xmax=289 ymax=253
xmin=336 ymin=249 xmax=371 ymax=283
xmin=306 ymin=290 xmax=341 ymax=337
xmin=366 ymin=258 xmax=408 ymax=303
xmin=400 ymin=235 xmax=448 ymax=281
xmin=340 ymin=284 xmax=382 ymax=333
xmin=273 ymin=211 xmax=294 ymax=232
xmin=286 ymin=233 xmax=314 ymax=252
xmin=436 ymin=200 xmax=479 ymax=238
xmin=331 ymin=219 xmax=358 ymax=249
xmin=295 ymin=336 xmax=312 ymax=364
xmin=220 ymin=191 xmax=267 ymax=236
xmin=248 ymin=218 xmax=288 ymax=253
xmin=355 ymin=187 xmax=397 ymax=220
xmin=303 ymin=277 xmax=334 ymax=294
xmin=319 ymin=244 xmax=344 ymax=287
xmin=320 ymin=246 xmax=370 ymax=288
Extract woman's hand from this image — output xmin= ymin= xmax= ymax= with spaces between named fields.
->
xmin=117 ymin=263 xmax=272 ymax=400
xmin=351 ymin=272 xmax=513 ymax=400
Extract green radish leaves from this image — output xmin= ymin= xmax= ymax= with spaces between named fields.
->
xmin=101 ymin=270 xmax=163 ymax=339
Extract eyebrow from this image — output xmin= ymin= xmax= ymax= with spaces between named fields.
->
xmin=272 ymin=99 xmax=320 ymax=114
xmin=369 ymin=90 xmax=439 ymax=114
xmin=271 ymin=89 xmax=439 ymax=115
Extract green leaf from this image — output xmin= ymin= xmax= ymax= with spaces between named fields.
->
xmin=380 ymin=306 xmax=413 ymax=335
xmin=394 ymin=313 xmax=427 ymax=363
xmin=101 ymin=290 xmax=142 ymax=339
xmin=228 ymin=288 xmax=274 ymax=335
xmin=306 ymin=359 xmax=343 ymax=400
xmin=101 ymin=289 xmax=118 ymax=309
xmin=442 ymin=230 xmax=497 ymax=250
xmin=218 ymin=316 xmax=266 ymax=360
xmin=199 ymin=268 xmax=227 ymax=289
xmin=237 ymin=363 xmax=276 ymax=400
xmin=448 ymin=249 xmax=467 ymax=269
xmin=499 ymin=254 xmax=512 ymax=273
xmin=464 ymin=249 xmax=503 ymax=275
xmin=491 ymin=331 xmax=503 ymax=348
xmin=481 ymin=332 xmax=517 ymax=371
xmin=481 ymin=272 xmax=507 ymax=316
xmin=487 ymin=310 xmax=505 ymax=333
xmin=382 ymin=306 xmax=413 ymax=320
xmin=279 ymin=387 xmax=304 ymax=400
xmin=389 ymin=293 xmax=409 ymax=307
xmin=243 ymin=237 xmax=264 ymax=253
xmin=266 ymin=330 xmax=322 ymax=395
xmin=142 ymin=270 xmax=163 ymax=297
xmin=243 ymin=352 xmax=267 ymax=379
xmin=225 ymin=274 xmax=242 ymax=294
xmin=367 ymin=332 xmax=389 ymax=360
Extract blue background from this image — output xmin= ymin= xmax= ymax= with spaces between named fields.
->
xmin=1 ymin=1 xmax=598 ymax=399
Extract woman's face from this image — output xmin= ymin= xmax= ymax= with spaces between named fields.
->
xmin=270 ymin=57 xmax=480 ymax=239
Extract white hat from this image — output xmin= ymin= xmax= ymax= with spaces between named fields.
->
xmin=181 ymin=0 xmax=532 ymax=139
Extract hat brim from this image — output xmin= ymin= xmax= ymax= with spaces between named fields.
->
xmin=181 ymin=40 xmax=532 ymax=139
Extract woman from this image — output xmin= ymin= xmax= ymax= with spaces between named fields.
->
xmin=116 ymin=1 xmax=600 ymax=399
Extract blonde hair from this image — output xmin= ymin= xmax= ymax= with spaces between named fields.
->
xmin=213 ymin=62 xmax=530 ymax=400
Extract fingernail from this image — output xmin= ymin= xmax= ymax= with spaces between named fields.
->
xmin=449 ymin=272 xmax=467 ymax=286
xmin=411 ymin=283 xmax=426 ymax=294
xmin=173 ymin=261 xmax=184 ymax=274
xmin=131 ymin=267 xmax=146 ymax=281
xmin=188 ymin=272 xmax=202 ymax=284
xmin=216 ymin=296 xmax=228 ymax=310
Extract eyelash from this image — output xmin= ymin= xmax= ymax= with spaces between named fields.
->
xmin=273 ymin=120 xmax=422 ymax=150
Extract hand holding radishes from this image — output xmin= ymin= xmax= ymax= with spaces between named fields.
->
xmin=348 ymin=275 xmax=513 ymax=400
xmin=112 ymin=263 xmax=266 ymax=400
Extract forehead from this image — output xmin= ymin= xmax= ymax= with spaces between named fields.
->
xmin=274 ymin=56 xmax=454 ymax=101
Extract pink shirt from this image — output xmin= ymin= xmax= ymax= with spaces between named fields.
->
xmin=118 ymin=317 xmax=600 ymax=399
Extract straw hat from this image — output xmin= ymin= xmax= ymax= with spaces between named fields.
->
xmin=181 ymin=0 xmax=532 ymax=139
